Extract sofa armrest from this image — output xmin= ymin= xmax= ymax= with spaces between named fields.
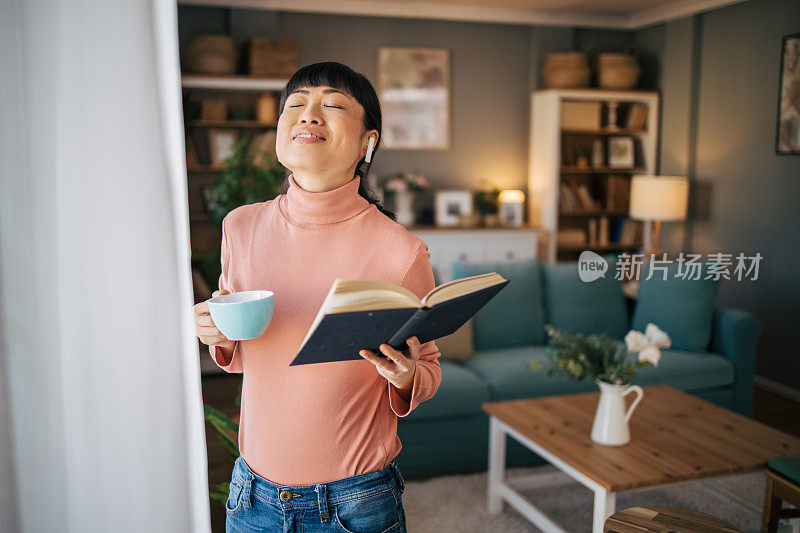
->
xmin=709 ymin=306 xmax=761 ymax=416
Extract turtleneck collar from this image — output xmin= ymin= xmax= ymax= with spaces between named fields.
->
xmin=283 ymin=173 xmax=371 ymax=224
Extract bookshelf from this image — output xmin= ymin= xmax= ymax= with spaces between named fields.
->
xmin=528 ymin=88 xmax=660 ymax=262
xmin=182 ymin=74 xmax=288 ymax=267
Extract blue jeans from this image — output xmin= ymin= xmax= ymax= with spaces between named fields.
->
xmin=225 ymin=455 xmax=407 ymax=532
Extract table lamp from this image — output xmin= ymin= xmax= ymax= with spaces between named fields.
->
xmin=498 ymin=189 xmax=525 ymax=227
xmin=629 ymin=175 xmax=689 ymax=257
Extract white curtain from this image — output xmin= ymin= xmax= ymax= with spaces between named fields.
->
xmin=0 ymin=0 xmax=211 ymax=531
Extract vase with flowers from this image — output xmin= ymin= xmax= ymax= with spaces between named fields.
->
xmin=381 ymin=172 xmax=430 ymax=227
xmin=527 ymin=323 xmax=671 ymax=445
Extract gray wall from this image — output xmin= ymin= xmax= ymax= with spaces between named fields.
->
xmin=643 ymin=0 xmax=800 ymax=389
xmin=178 ymin=8 xmax=635 ymax=212
xmin=179 ymin=2 xmax=800 ymax=389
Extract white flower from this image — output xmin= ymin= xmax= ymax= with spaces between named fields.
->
xmin=638 ymin=345 xmax=661 ymax=366
xmin=645 ymin=323 xmax=671 ymax=349
xmin=625 ymin=330 xmax=650 ymax=352
xmin=624 ymin=323 xmax=670 ymax=369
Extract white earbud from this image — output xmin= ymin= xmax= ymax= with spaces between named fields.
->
xmin=365 ymin=136 xmax=375 ymax=163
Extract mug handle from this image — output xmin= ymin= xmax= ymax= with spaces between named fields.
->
xmin=622 ymin=385 xmax=644 ymax=424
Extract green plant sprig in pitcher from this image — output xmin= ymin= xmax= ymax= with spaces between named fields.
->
xmin=527 ymin=323 xmax=671 ymax=386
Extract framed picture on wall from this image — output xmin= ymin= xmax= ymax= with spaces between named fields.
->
xmin=776 ymin=32 xmax=800 ymax=155
xmin=377 ymin=47 xmax=450 ymax=150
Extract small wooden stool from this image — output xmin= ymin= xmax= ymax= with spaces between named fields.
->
xmin=604 ymin=506 xmax=740 ymax=532
xmin=763 ymin=456 xmax=800 ymax=532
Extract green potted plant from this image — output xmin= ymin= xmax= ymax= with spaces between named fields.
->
xmin=575 ymin=146 xmax=590 ymax=168
xmin=474 ymin=187 xmax=501 ymax=227
xmin=204 ymin=136 xmax=285 ymax=226
xmin=205 ymin=380 xmax=242 ymax=506
xmin=199 ymin=137 xmax=285 ymax=289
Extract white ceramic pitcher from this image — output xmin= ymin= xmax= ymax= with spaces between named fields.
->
xmin=590 ymin=378 xmax=644 ymax=446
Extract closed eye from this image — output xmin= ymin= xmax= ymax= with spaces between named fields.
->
xmin=288 ymin=104 xmax=343 ymax=108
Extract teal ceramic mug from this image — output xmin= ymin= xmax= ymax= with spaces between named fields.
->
xmin=208 ymin=290 xmax=274 ymax=341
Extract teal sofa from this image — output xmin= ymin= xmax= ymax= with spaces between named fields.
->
xmin=394 ymin=257 xmax=761 ymax=478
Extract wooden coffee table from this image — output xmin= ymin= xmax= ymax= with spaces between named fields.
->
xmin=482 ymin=384 xmax=800 ymax=533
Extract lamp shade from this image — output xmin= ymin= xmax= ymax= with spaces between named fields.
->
xmin=629 ymin=175 xmax=689 ymax=221
xmin=498 ymin=189 xmax=525 ymax=203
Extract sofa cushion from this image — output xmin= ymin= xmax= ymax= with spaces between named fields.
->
xmin=404 ymin=359 xmax=489 ymax=420
xmin=464 ymin=345 xmax=734 ymax=402
xmin=463 ymin=346 xmax=595 ymax=401
xmin=632 ymin=261 xmax=720 ymax=351
xmin=452 ymin=258 xmax=546 ymax=350
xmin=541 ymin=258 xmax=629 ymax=338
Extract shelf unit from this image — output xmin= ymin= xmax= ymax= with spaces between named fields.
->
xmin=182 ymin=74 xmax=288 ymax=269
xmin=528 ymin=88 xmax=660 ymax=262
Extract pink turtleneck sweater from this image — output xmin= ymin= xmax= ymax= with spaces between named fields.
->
xmin=208 ymin=173 xmax=442 ymax=485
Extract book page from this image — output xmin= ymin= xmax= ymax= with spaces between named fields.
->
xmin=422 ymin=272 xmax=506 ymax=307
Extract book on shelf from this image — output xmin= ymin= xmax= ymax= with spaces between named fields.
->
xmin=557 ymin=228 xmax=587 ymax=246
xmin=616 ymin=219 xmax=643 ymax=245
xmin=598 ymin=216 xmax=609 ymax=246
xmin=560 ymin=180 xmax=599 ymax=212
xmin=289 ymin=273 xmax=510 ymax=366
xmin=625 ymin=103 xmax=649 ymax=130
xmin=185 ymin=137 xmax=201 ymax=166
xmin=605 ymin=175 xmax=631 ymax=211
xmin=559 ymin=184 xmax=579 ymax=211
xmin=576 ymin=183 xmax=599 ymax=210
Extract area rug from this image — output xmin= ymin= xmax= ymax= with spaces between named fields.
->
xmin=402 ymin=464 xmax=781 ymax=532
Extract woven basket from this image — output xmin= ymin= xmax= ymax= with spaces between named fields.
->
xmin=182 ymin=35 xmax=237 ymax=75
xmin=595 ymin=52 xmax=640 ymax=89
xmin=544 ymin=51 xmax=589 ymax=69
xmin=542 ymin=66 xmax=591 ymax=88
xmin=597 ymin=52 xmax=637 ymax=67
xmin=201 ymin=99 xmax=227 ymax=121
xmin=597 ymin=65 xmax=641 ymax=89
xmin=246 ymin=37 xmax=298 ymax=77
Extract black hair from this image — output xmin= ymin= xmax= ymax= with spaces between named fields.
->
xmin=277 ymin=61 xmax=395 ymax=221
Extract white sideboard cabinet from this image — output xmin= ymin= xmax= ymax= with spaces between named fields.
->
xmin=411 ymin=226 xmax=542 ymax=283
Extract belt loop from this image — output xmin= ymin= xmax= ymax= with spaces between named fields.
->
xmin=389 ymin=461 xmax=405 ymax=493
xmin=315 ymin=483 xmax=330 ymax=523
xmin=242 ymin=473 xmax=254 ymax=509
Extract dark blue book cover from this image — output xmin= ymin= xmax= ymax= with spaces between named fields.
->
xmin=289 ymin=279 xmax=510 ymax=365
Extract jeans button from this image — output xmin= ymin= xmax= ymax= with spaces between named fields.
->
xmin=280 ymin=490 xmax=293 ymax=502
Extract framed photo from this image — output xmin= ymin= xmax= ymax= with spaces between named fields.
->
xmin=377 ymin=47 xmax=450 ymax=150
xmin=209 ymin=129 xmax=238 ymax=167
xmin=608 ymin=136 xmax=635 ymax=168
xmin=435 ymin=190 xmax=472 ymax=227
xmin=776 ymin=33 xmax=800 ymax=154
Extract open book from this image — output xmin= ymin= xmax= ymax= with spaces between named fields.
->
xmin=289 ymin=272 xmax=509 ymax=366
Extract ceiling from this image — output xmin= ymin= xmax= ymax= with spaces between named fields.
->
xmin=179 ymin=0 xmax=750 ymax=30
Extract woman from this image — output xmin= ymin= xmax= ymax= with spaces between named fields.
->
xmin=194 ymin=61 xmax=442 ymax=533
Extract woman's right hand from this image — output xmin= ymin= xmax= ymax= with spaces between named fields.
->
xmin=194 ymin=289 xmax=236 ymax=352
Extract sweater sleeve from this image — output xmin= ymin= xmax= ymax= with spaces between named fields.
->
xmin=387 ymin=242 xmax=443 ymax=417
xmin=208 ymin=215 xmax=243 ymax=373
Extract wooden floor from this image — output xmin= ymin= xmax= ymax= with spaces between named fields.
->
xmin=201 ymin=373 xmax=800 ymax=532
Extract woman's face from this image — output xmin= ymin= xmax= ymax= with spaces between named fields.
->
xmin=276 ymin=85 xmax=377 ymax=187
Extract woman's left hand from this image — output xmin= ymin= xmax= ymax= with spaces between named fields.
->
xmin=359 ymin=336 xmax=420 ymax=390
